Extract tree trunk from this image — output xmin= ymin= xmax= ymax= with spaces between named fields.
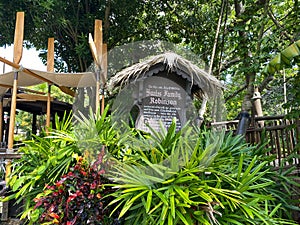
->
xmin=234 ymin=0 xmax=266 ymax=113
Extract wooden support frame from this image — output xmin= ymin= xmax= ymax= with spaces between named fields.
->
xmin=101 ymin=44 xmax=107 ymax=114
xmin=89 ymin=19 xmax=107 ymax=115
xmin=7 ymin=12 xmax=24 ymax=153
xmin=0 ymin=56 xmax=75 ymax=97
xmin=0 ymin=97 xmax=3 ymax=143
xmin=46 ymin=38 xmax=54 ymax=133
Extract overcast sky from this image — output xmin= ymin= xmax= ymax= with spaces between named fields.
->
xmin=0 ymin=45 xmax=46 ymax=73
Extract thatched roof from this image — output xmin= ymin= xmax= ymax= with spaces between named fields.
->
xmin=108 ymin=52 xmax=224 ymax=98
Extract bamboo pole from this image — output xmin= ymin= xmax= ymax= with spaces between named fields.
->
xmin=46 ymin=38 xmax=54 ymax=134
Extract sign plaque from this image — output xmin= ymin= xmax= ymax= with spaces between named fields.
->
xmin=134 ymin=76 xmax=191 ymax=133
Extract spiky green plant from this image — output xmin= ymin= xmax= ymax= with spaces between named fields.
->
xmin=3 ymin=112 xmax=80 ymax=222
xmin=107 ymin=122 xmax=299 ymax=224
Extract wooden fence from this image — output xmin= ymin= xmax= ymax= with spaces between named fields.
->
xmin=213 ymin=115 xmax=300 ymax=168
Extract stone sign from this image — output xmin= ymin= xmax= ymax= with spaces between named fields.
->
xmin=134 ymin=75 xmax=192 ymax=133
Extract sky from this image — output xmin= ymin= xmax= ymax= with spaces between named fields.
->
xmin=0 ymin=45 xmax=46 ymax=73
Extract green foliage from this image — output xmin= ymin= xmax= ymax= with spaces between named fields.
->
xmin=3 ymin=107 xmax=299 ymax=224
xmin=1 ymin=0 xmax=299 ymax=115
xmin=3 ymin=107 xmax=127 ymax=223
xmin=261 ymin=40 xmax=300 ymax=118
xmin=108 ymin=123 xmax=299 ymax=224
xmin=284 ymin=72 xmax=300 ymax=119
xmin=32 ymin=154 xmax=118 ymax=225
xmin=3 ymin=112 xmax=80 ymax=222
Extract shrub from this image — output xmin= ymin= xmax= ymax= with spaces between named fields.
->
xmin=108 ymin=123 xmax=299 ymax=224
xmin=3 ymin=112 xmax=81 ymax=222
xmin=32 ymin=153 xmax=118 ymax=225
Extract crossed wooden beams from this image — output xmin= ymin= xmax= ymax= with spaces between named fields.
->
xmin=0 ymin=12 xmax=107 ymax=158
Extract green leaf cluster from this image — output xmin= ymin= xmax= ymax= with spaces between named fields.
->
xmin=108 ymin=123 xmax=299 ymax=224
xmin=3 ymin=112 xmax=80 ymax=222
xmin=3 ymin=108 xmax=299 ymax=224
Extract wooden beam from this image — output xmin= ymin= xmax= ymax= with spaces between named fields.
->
xmin=19 ymin=87 xmax=45 ymax=95
xmin=0 ymin=56 xmax=51 ymax=83
xmin=94 ymin=20 xmax=103 ymax=63
xmin=101 ymin=43 xmax=107 ymax=115
xmin=46 ymin=38 xmax=54 ymax=133
xmin=0 ymin=97 xmax=3 ymax=143
xmin=17 ymin=93 xmax=53 ymax=101
xmin=0 ymin=56 xmax=75 ymax=97
xmin=8 ymin=12 xmax=25 ymax=155
xmin=13 ymin=12 xmax=24 ymax=64
xmin=0 ymin=83 xmax=45 ymax=95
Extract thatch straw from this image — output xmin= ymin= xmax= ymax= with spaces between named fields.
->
xmin=108 ymin=52 xmax=224 ymax=99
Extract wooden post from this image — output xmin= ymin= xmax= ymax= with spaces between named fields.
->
xmin=89 ymin=20 xmax=106 ymax=115
xmin=46 ymin=85 xmax=51 ymax=133
xmin=94 ymin=20 xmax=103 ymax=62
xmin=13 ymin=12 xmax=24 ymax=65
xmin=253 ymin=87 xmax=264 ymax=127
xmin=7 ymin=12 xmax=24 ymax=152
xmin=32 ymin=113 xmax=37 ymax=135
xmin=0 ymin=96 xmax=3 ymax=143
xmin=94 ymin=20 xmax=102 ymax=113
xmin=6 ymin=12 xmax=24 ymax=183
xmin=6 ymin=71 xmax=18 ymax=182
xmin=46 ymin=38 xmax=54 ymax=134
xmin=101 ymin=44 xmax=107 ymax=115
xmin=47 ymin=38 xmax=55 ymax=73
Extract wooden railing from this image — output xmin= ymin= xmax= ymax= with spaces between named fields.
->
xmin=212 ymin=115 xmax=300 ymax=168
xmin=247 ymin=115 xmax=300 ymax=167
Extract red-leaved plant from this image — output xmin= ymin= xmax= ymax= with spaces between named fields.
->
xmin=33 ymin=149 xmax=117 ymax=225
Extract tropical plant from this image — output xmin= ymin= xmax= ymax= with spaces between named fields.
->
xmin=4 ymin=107 xmax=127 ymax=223
xmin=261 ymin=40 xmax=300 ymax=118
xmin=107 ymin=122 xmax=299 ymax=224
xmin=3 ymin=112 xmax=80 ymax=222
xmin=32 ymin=154 xmax=119 ymax=225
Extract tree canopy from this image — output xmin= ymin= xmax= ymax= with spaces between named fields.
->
xmin=0 ymin=0 xmax=299 ymax=119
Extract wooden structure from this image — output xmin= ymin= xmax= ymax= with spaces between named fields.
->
xmin=89 ymin=19 xmax=108 ymax=114
xmin=0 ymin=12 xmax=106 ymax=221
xmin=109 ymin=52 xmax=225 ymax=132
xmin=212 ymin=115 xmax=300 ymax=168
xmin=247 ymin=115 xmax=300 ymax=167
